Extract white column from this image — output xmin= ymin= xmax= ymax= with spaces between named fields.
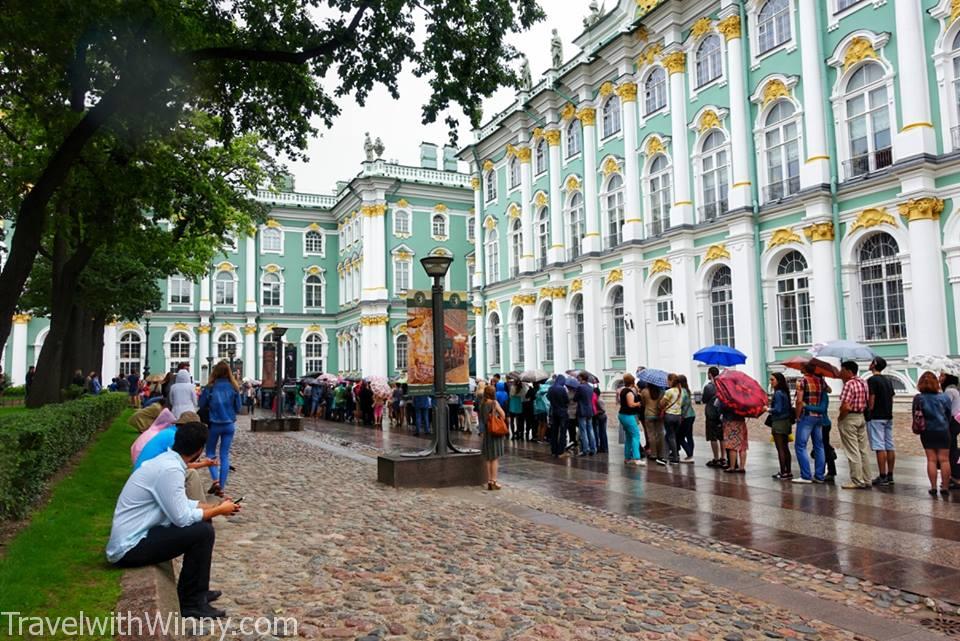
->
xmin=199 ymin=272 xmax=211 ymax=313
xmin=522 ymin=300 xmax=537 ymax=369
xmin=902 ymin=199 xmax=949 ymax=355
xmin=803 ymin=215 xmax=840 ymax=343
xmin=546 ymin=129 xmax=565 ymax=264
xmin=620 ymin=84 xmax=643 ymax=241
xmin=893 ymin=0 xmax=937 ymax=159
xmin=243 ymin=325 xmax=257 ymax=379
xmin=580 ymin=269 xmax=604 ymax=375
xmin=360 ymin=203 xmax=388 ymax=300
xmin=552 ymin=293 xmax=569 ymax=372
xmin=668 ymin=248 xmax=698 ymax=381
xmin=10 ymin=315 xmax=28 ymax=385
xmin=579 ymin=108 xmax=602 ymax=253
xmin=726 ymin=229 xmax=763 ymax=382
xmin=361 ymin=320 xmax=389 ymax=378
xmin=796 ymin=0 xmax=831 ymax=187
xmin=665 ymin=51 xmax=693 ymax=227
xmin=621 ymin=254 xmax=646 ymax=370
xmin=472 ymin=174 xmax=485 ymax=288
xmin=198 ymin=325 xmax=211 ymax=379
xmin=244 ymin=232 xmax=257 ymax=313
xmin=720 ymin=13 xmax=751 ymax=211
xmin=519 ymin=145 xmax=536 ymax=273
xmin=474 ymin=298 xmax=487 ymax=379
xmin=102 ymin=322 xmax=118 ymax=382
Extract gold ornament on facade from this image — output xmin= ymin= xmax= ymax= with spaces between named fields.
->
xmin=898 ymin=197 xmax=945 ymax=222
xmin=484 ymin=216 xmax=497 ymax=231
xmin=482 ymin=159 xmax=495 ymax=172
xmin=698 ymin=110 xmax=721 ymax=133
xmin=762 ymin=79 xmax=790 ymax=106
xmin=307 ymin=266 xmax=322 ymax=275
xmin=576 ymin=108 xmax=597 ymax=127
xmin=662 ymin=51 xmax=686 ymax=74
xmin=717 ymin=14 xmax=741 ymax=41
xmin=850 ymin=207 xmax=896 ymax=232
xmin=539 ymin=286 xmax=568 ymax=299
xmin=534 ymin=192 xmax=549 ymax=208
xmin=242 ymin=324 xmax=258 ymax=335
xmin=638 ymin=43 xmax=663 ymax=67
xmin=767 ymin=228 xmax=802 ymax=250
xmin=843 ymin=37 xmax=879 ymax=71
xmin=434 ymin=203 xmax=449 ymax=213
xmin=690 ymin=17 xmax=713 ymax=39
xmin=362 ymin=203 xmax=386 ymax=217
xmin=635 ymin=25 xmax=650 ymax=42
xmin=544 ymin=129 xmax=561 ymax=146
xmin=599 ymin=81 xmax=615 ymax=98
xmin=606 ymin=268 xmax=623 ymax=284
xmin=12 ymin=313 xmax=32 ymax=324
xmin=645 ymin=137 xmax=665 ymax=156
xmin=508 ymin=203 xmax=521 ymax=219
xmin=636 ymin=0 xmax=662 ymax=15
xmin=703 ymin=244 xmax=731 ymax=262
xmin=307 ymin=324 xmax=323 ymax=333
xmin=265 ymin=219 xmax=281 ymax=228
xmin=803 ymin=222 xmax=836 ymax=242
xmin=565 ymin=175 xmax=582 ymax=191
xmin=511 ymin=294 xmax=538 ymax=306
xmin=360 ymin=315 xmax=389 ymax=326
xmin=472 ymin=306 xmax=483 ymax=316
xmin=265 ymin=264 xmax=280 ymax=273
xmin=220 ymin=322 xmax=236 ymax=331
xmin=602 ymin=157 xmax=622 ymax=176
xmin=307 ymin=222 xmax=321 ymax=231
xmin=198 ymin=324 xmax=212 ymax=335
xmin=569 ymin=278 xmax=583 ymax=293
xmin=121 ymin=321 xmax=139 ymax=330
xmin=217 ymin=261 xmax=235 ymax=273
xmin=650 ymin=259 xmax=672 ymax=275
xmin=506 ymin=143 xmax=518 ymax=158
xmin=952 ymin=0 xmax=960 ymax=23
xmin=470 ymin=176 xmax=481 ymax=191
xmin=487 ymin=301 xmax=500 ymax=313
xmin=516 ymin=146 xmax=532 ymax=163
xmin=532 ymin=127 xmax=544 ymax=142
xmin=616 ymin=82 xmax=638 ymax=103
xmin=560 ymin=103 xmax=577 ymax=121
xmin=396 ymin=199 xmax=410 ymax=210
xmin=172 ymin=321 xmax=190 ymax=331
xmin=394 ymin=250 xmax=413 ymax=261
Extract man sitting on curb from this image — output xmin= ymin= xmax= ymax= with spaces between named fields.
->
xmin=106 ymin=422 xmax=240 ymax=619
xmin=133 ymin=411 xmax=220 ymax=500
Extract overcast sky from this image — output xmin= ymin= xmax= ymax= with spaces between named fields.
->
xmin=282 ymin=0 xmax=587 ymax=194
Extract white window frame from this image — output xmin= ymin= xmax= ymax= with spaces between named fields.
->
xmin=216 ymin=332 xmax=240 ymax=361
xmin=694 ymin=129 xmax=730 ymax=223
xmin=708 ymin=266 xmax=735 ymax=347
xmin=775 ymin=250 xmax=812 ymax=347
xmin=118 ymin=331 xmax=143 ymax=376
xmin=261 ymin=271 xmax=283 ymax=309
xmin=261 ymin=227 xmax=283 ymax=254
xmin=394 ymin=207 xmax=411 ymax=236
xmin=603 ymin=174 xmax=625 ymax=249
xmin=757 ymin=97 xmax=803 ymax=203
xmin=540 ymin=301 xmax=554 ymax=364
xmin=932 ymin=16 xmax=960 ymax=153
xmin=610 ymin=286 xmax=625 ymax=358
xmin=488 ymin=312 xmax=502 ymax=368
xmin=485 ymin=169 xmax=498 ymax=203
xmin=535 ymin=139 xmax=548 ymax=175
xmin=536 ymin=208 xmax=550 ymax=270
xmin=304 ymin=273 xmax=325 ymax=311
xmin=748 ymin=0 xmax=797 ymax=68
xmin=394 ymin=257 xmax=412 ymax=295
xmin=509 ymin=218 xmax=523 ymax=278
xmin=656 ymin=278 xmax=674 ymax=324
xmin=304 ymin=333 xmax=324 ymax=374
xmin=565 ymin=121 xmax=582 ymax=159
xmin=467 ymin=217 xmax=476 ymax=243
xmin=828 ymin=0 xmax=875 ymax=31
xmin=304 ymin=229 xmax=324 ymax=256
xmin=858 ymin=233 xmax=907 ymax=342
xmin=485 ymin=229 xmax=500 ymax=284
xmin=646 ymin=154 xmax=672 ymax=236
xmin=566 ymin=192 xmax=585 ymax=260
xmin=508 ymin=157 xmax=521 ymax=190
xmin=431 ymin=213 xmax=449 ymax=241
xmin=168 ymin=274 xmax=193 ymax=306
xmin=571 ymin=294 xmax=585 ymax=360
xmin=395 ymin=334 xmax=409 ymax=373
xmin=213 ymin=270 xmax=237 ymax=309
xmin=692 ymin=34 xmax=725 ymax=94
xmin=601 ymin=95 xmax=622 ymax=140
xmin=832 ymin=57 xmax=895 ymax=181
xmin=511 ymin=307 xmax=525 ymax=368
xmin=643 ymin=66 xmax=668 ymax=117
xmin=167 ymin=331 xmax=192 ymax=372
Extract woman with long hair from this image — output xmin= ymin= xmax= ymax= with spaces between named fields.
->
xmin=479 ymin=384 xmax=506 ymax=490
xmin=199 ymin=361 xmax=242 ymax=492
xmin=915 ymin=371 xmax=953 ymax=497
xmin=768 ymin=372 xmax=794 ymax=479
xmin=641 ymin=383 xmax=665 ymax=464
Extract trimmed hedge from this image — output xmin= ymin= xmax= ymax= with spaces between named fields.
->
xmin=1 ymin=385 xmax=26 ymax=397
xmin=0 ymin=393 xmax=128 ymax=519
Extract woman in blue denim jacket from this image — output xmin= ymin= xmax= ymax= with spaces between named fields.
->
xmin=916 ymin=371 xmax=954 ymax=497
xmin=199 ymin=362 xmax=242 ymax=491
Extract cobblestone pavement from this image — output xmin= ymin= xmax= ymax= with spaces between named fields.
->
xmin=195 ymin=420 xmax=959 ymax=641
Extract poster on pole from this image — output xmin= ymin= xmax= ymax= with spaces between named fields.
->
xmin=406 ymin=290 xmax=469 ymax=396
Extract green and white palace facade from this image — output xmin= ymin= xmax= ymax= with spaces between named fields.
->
xmin=8 ymin=0 xmax=960 ymax=392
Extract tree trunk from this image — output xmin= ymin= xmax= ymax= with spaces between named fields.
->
xmin=90 ymin=312 xmax=106 ymax=381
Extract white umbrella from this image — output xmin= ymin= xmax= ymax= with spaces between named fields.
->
xmin=810 ymin=340 xmax=876 ymax=361
xmin=911 ymin=354 xmax=960 ymax=376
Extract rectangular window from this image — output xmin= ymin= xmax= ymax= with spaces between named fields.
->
xmin=214 ymin=278 xmax=235 ymax=306
xmin=836 ymin=0 xmax=864 ymax=11
xmin=169 ymin=276 xmax=192 ymax=305
xmin=395 ymin=259 xmax=411 ymax=293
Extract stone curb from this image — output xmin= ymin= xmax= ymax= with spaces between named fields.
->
xmin=115 ymin=562 xmax=179 ymax=641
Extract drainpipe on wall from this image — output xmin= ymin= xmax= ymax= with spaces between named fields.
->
xmin=739 ymin=0 xmax=770 ymax=382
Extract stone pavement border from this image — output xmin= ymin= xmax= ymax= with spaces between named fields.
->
xmin=292 ymin=430 xmax=954 ymax=641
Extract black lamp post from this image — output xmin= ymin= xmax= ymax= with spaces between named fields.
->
xmin=227 ymin=345 xmax=236 ymax=373
xmin=205 ymin=355 xmax=214 ymax=381
xmin=272 ymin=327 xmax=287 ymax=420
xmin=142 ymin=310 xmax=152 ymax=378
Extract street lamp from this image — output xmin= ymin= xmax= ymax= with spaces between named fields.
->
xmin=205 ymin=355 xmax=213 ymax=381
xmin=142 ymin=310 xmax=153 ymax=378
xmin=227 ymin=345 xmax=236 ymax=373
xmin=272 ymin=327 xmax=287 ymax=420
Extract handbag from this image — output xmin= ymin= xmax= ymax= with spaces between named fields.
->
xmin=911 ymin=394 xmax=926 ymax=435
xmin=764 ymin=414 xmax=774 ymax=428
xmin=487 ymin=403 xmax=509 ymax=437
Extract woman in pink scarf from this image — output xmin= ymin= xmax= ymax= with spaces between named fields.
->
xmin=130 ymin=407 xmax=176 ymax=464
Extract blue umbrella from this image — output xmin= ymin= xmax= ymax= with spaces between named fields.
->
xmin=637 ymin=368 xmax=669 ymax=389
xmin=693 ymin=345 xmax=747 ymax=367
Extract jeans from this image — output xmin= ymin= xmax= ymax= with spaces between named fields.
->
xmin=206 ymin=421 xmax=236 ymax=489
xmin=663 ymin=414 xmax=681 ymax=461
xmin=795 ymin=414 xmax=826 ymax=481
xmin=578 ymin=416 xmax=596 ymax=454
xmin=550 ymin=412 xmax=567 ymax=456
xmin=619 ymin=413 xmax=641 ymax=461
xmin=113 ymin=521 xmax=215 ymax=609
xmin=678 ymin=416 xmax=695 ymax=457
xmin=415 ymin=407 xmax=431 ymax=435
xmin=594 ymin=414 xmax=609 ymax=453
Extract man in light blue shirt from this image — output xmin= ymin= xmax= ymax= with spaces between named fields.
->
xmin=106 ymin=421 xmax=240 ymax=619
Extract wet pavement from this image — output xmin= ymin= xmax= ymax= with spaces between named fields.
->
xmin=302 ymin=416 xmax=960 ymax=605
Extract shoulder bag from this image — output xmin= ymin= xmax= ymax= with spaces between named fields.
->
xmin=487 ymin=401 xmax=509 ymax=437
xmin=911 ymin=394 xmax=926 ymax=435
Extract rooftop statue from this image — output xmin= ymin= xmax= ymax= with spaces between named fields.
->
xmin=550 ymin=29 xmax=563 ymax=69
xmin=583 ymin=1 xmax=602 ymax=28
xmin=363 ymin=132 xmax=375 ymax=161
xmin=374 ymin=137 xmax=385 ymax=159
xmin=520 ymin=55 xmax=532 ymax=91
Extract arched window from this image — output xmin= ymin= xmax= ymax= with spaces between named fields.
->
xmin=568 ymin=193 xmax=585 ymax=259
xmin=696 ymin=35 xmax=723 ymax=87
xmin=394 ymin=208 xmax=411 ymax=235
xmin=572 ymin=295 xmax=586 ymax=359
xmin=644 ymin=67 xmax=667 ymax=115
xmin=648 ymin=155 xmax=671 ymax=235
xmin=305 ymin=274 xmax=323 ymax=309
xmin=169 ymin=331 xmax=191 ymax=364
xmin=764 ymin=100 xmax=800 ymax=200
xmin=513 ymin=308 xmax=525 ymax=366
xmin=262 ymin=227 xmax=282 ymax=252
xmin=262 ymin=272 xmax=282 ymax=307
xmin=541 ymin=302 xmax=554 ymax=363
xmin=509 ymin=218 xmax=523 ymax=277
xmin=537 ymin=208 xmax=550 ymax=270
xmin=535 ymin=139 xmax=548 ymax=175
xmin=467 ymin=217 xmax=476 ymax=243
xmin=700 ymin=130 xmax=729 ymax=221
xmin=709 ymin=267 xmax=735 ymax=347
xmin=395 ymin=335 xmax=409 ymax=372
xmin=214 ymin=270 xmax=235 ymax=306
xmin=304 ymin=334 xmax=323 ymax=374
xmin=859 ymin=233 xmax=906 ymax=341
xmin=604 ymin=175 xmax=624 ymax=248
xmin=432 ymin=214 xmax=447 ymax=238
xmin=488 ymin=313 xmax=502 ymax=368
xmin=776 ymin=251 xmax=811 ymax=346
xmin=845 ymin=62 xmax=892 ymax=177
xmin=485 ymin=229 xmax=500 ymax=284
xmin=566 ymin=121 xmax=582 ymax=158
xmin=118 ymin=332 xmax=142 ymax=376
xmin=611 ymin=287 xmax=625 ymax=357
xmin=757 ymin=0 xmax=791 ymax=54
xmin=509 ymin=157 xmax=521 ymax=189
xmin=656 ymin=279 xmax=674 ymax=323
xmin=305 ymin=230 xmax=323 ymax=254
xmin=602 ymin=95 xmax=621 ymax=138
xmin=485 ymin=169 xmax=497 ymax=202
xmin=217 ymin=333 xmax=238 ymax=360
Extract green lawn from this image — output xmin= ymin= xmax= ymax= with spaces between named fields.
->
xmin=0 ymin=406 xmax=26 ymax=416
xmin=0 ymin=410 xmax=133 ymax=639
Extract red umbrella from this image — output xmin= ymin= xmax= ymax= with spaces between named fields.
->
xmin=782 ymin=356 xmax=840 ymax=379
xmin=714 ymin=371 xmax=768 ymax=418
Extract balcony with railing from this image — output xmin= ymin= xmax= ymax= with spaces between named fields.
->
xmin=254 ymin=189 xmax=337 ymax=208
xmin=698 ymin=199 xmax=728 ymax=223
xmin=763 ymin=175 xmax=801 ymax=203
xmin=843 ymin=147 xmax=893 ymax=179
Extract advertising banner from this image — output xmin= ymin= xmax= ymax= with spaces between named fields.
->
xmin=406 ymin=290 xmax=469 ymax=396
